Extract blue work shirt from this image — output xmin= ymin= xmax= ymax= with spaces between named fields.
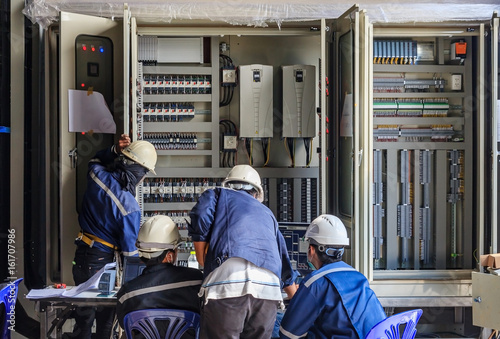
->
xmin=78 ymin=147 xmax=141 ymax=256
xmin=279 ymin=261 xmax=386 ymax=339
xmin=188 ymin=187 xmax=298 ymax=288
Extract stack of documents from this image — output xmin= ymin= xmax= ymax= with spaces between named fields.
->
xmin=27 ymin=263 xmax=116 ymax=299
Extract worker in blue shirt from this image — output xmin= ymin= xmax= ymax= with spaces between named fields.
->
xmin=279 ymin=214 xmax=386 ymax=339
xmin=69 ymin=135 xmax=157 ymax=339
xmin=189 ymin=164 xmax=298 ymax=339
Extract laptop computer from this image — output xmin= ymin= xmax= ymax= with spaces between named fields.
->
xmin=122 ymin=256 xmax=146 ymax=285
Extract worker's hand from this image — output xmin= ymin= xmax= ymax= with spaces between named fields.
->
xmin=283 ymin=283 xmax=298 ymax=299
xmin=116 ymin=134 xmax=131 ymax=154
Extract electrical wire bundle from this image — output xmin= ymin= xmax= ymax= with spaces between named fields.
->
xmin=303 ymin=138 xmax=313 ymax=167
xmin=220 ymin=54 xmax=237 ymax=107
xmin=284 ymin=137 xmax=296 ymax=168
xmin=261 ymin=138 xmax=271 ymax=166
xmin=244 ymin=138 xmax=253 ymax=166
xmin=219 ymin=119 xmax=238 ymax=167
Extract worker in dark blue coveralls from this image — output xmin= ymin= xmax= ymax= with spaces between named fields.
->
xmin=116 ymin=215 xmax=203 ymax=338
xmin=69 ymin=134 xmax=157 ymax=339
xmin=279 ymin=214 xmax=386 ymax=339
xmin=189 ymin=164 xmax=299 ymax=339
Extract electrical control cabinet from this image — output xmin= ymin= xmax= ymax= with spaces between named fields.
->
xmin=129 ymin=26 xmax=321 ymax=263
xmin=371 ymin=32 xmax=474 ymax=272
xmin=49 ymin=8 xmax=498 ymax=336
xmin=282 ymin=65 xmax=316 ymax=138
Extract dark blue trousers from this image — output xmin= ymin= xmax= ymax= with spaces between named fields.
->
xmin=70 ymin=244 xmax=115 ymax=339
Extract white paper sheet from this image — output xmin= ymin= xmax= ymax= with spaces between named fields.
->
xmin=26 ymin=288 xmax=65 ymax=299
xmin=26 ymin=262 xmax=116 ymax=299
xmin=68 ymin=89 xmax=116 ymax=134
xmin=62 ymin=262 xmax=116 ymax=297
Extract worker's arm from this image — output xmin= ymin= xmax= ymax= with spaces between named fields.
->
xmin=193 ymin=241 xmax=208 ymax=267
xmin=279 ymin=284 xmax=320 ymax=339
xmin=92 ymin=134 xmax=131 ymax=167
xmin=188 ymin=189 xmax=218 ymax=269
xmin=276 ymin=227 xmax=299 ymax=290
xmin=283 ymin=283 xmax=298 ymax=299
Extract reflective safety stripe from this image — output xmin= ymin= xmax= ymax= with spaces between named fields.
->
xmin=304 ymin=267 xmax=356 ymax=288
xmin=122 ymin=250 xmax=138 ymax=256
xmin=90 ymin=171 xmax=130 ymax=216
xmin=118 ymin=280 xmax=203 ymax=304
xmin=279 ymin=326 xmax=307 ymax=339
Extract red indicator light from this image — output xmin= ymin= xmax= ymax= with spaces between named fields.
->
xmin=81 ymin=83 xmax=85 ymax=87
xmin=82 ymin=45 xmax=87 ymax=51
xmin=91 ymin=46 xmax=95 ymax=52
xmin=82 ymin=132 xmax=85 ymax=135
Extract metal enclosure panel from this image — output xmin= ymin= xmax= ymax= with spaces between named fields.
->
xmin=327 ymin=5 xmax=362 ymax=269
xmin=282 ymin=65 xmax=316 ymax=138
xmin=59 ymin=12 xmax=123 ymax=284
xmin=239 ymin=64 xmax=274 ymax=138
xmin=74 ymin=34 xmax=114 ymax=213
xmin=10 ymin=0 xmax=25 ymax=284
xmin=358 ymin=10 xmax=373 ymax=277
xmin=472 ymin=272 xmax=500 ymax=330
xmin=491 ymin=14 xmax=499 ymax=254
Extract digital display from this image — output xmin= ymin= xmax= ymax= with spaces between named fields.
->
xmin=295 ymin=70 xmax=303 ymax=82
xmin=253 ymin=70 xmax=261 ymax=82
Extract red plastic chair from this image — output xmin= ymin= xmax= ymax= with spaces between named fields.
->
xmin=365 ymin=309 xmax=423 ymax=339
xmin=123 ymin=308 xmax=200 ymax=339
xmin=0 ymin=278 xmax=23 ymax=339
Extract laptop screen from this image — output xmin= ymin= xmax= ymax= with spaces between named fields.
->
xmin=122 ymin=256 xmax=146 ymax=284
xmin=278 ymin=222 xmax=313 ymax=278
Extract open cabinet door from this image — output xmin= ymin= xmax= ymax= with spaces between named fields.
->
xmin=59 ymin=11 xmax=123 ymax=283
xmin=321 ymin=6 xmax=371 ymax=273
xmin=492 ymin=12 xmax=499 ymax=254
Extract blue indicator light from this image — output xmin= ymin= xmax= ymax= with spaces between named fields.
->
xmin=99 ymin=47 xmax=104 ymax=53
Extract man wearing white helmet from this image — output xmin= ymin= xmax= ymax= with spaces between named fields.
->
xmin=116 ymin=215 xmax=203 ymax=335
xmin=70 ymin=134 xmax=157 ymax=338
xmin=189 ymin=164 xmax=299 ymax=339
xmin=279 ymin=214 xmax=386 ymax=339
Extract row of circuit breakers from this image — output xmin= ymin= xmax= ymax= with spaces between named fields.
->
xmin=143 ymin=177 xmax=318 ymax=224
xmin=139 ymin=65 xmax=317 ymax=139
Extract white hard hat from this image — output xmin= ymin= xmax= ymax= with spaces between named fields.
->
xmin=222 ymin=165 xmax=264 ymax=202
xmin=305 ymin=214 xmax=349 ymax=247
xmin=121 ymin=140 xmax=157 ymax=175
xmin=136 ymin=215 xmax=181 ymax=259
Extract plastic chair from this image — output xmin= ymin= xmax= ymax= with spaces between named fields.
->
xmin=123 ymin=308 xmax=200 ymax=339
xmin=0 ymin=278 xmax=23 ymax=339
xmin=365 ymin=309 xmax=423 ymax=339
